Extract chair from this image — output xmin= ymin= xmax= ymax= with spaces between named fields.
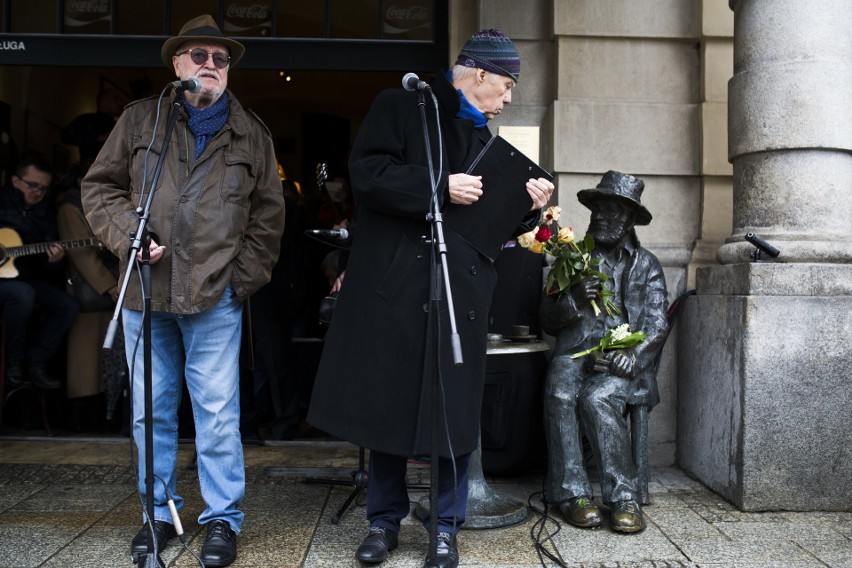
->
xmin=626 ymin=289 xmax=696 ymax=505
xmin=0 ymin=311 xmax=53 ymax=435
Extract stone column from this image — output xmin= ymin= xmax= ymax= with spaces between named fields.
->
xmin=677 ymin=0 xmax=852 ymax=511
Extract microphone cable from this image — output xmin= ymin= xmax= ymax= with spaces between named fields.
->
xmin=527 ymin=483 xmax=571 ymax=568
xmin=136 ymin=83 xmax=174 ymax=212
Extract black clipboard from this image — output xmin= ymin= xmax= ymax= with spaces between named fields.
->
xmin=443 ymin=135 xmax=553 ymax=260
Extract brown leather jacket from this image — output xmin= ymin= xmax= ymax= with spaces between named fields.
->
xmin=82 ymin=91 xmax=285 ymax=314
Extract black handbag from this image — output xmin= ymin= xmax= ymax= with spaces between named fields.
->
xmin=68 ymin=268 xmax=114 ymax=312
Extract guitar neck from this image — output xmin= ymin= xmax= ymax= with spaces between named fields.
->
xmin=7 ymin=238 xmax=99 ymax=258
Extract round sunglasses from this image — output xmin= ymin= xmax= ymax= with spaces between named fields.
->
xmin=176 ymin=48 xmax=230 ymax=69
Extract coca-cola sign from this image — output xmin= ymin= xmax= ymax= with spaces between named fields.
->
xmin=383 ymin=2 xmax=432 ymax=39
xmin=224 ymin=2 xmax=272 ymax=36
xmin=65 ymin=0 xmax=110 ymax=31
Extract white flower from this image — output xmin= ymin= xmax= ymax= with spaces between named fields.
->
xmin=611 ymin=323 xmax=631 ymax=342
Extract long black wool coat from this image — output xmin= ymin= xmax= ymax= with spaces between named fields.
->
xmin=307 ymin=72 xmax=537 ymax=458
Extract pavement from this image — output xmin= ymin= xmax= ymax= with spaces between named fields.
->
xmin=0 ymin=436 xmax=849 ymax=568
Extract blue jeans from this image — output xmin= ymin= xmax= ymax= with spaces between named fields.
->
xmin=123 ymin=285 xmax=245 ymax=533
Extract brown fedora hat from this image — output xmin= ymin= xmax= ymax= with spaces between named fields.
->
xmin=161 ymin=14 xmax=245 ymax=69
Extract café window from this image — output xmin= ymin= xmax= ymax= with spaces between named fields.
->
xmin=9 ymin=0 xmax=58 ymax=33
xmin=117 ymin=2 xmax=165 ymax=35
xmin=1 ymin=0 xmax=436 ymax=41
xmin=224 ymin=0 xmax=272 ymax=37
xmin=64 ymin=0 xmax=111 ymax=35
xmin=277 ymin=0 xmax=325 ymax=38
xmin=383 ymin=0 xmax=433 ymax=40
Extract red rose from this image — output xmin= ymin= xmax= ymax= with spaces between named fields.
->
xmin=535 ymin=225 xmax=551 ymax=242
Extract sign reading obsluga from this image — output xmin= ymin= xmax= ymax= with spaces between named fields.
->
xmin=64 ymin=0 xmax=111 ymax=34
xmin=224 ymin=2 xmax=272 ymax=37
xmin=384 ymin=1 xmax=432 ymax=40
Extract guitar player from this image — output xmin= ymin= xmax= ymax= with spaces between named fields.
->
xmin=0 ymin=155 xmax=78 ymax=391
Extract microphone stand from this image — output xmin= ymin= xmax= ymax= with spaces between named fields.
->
xmin=415 ymin=85 xmax=464 ymax=568
xmin=104 ymin=94 xmax=183 ymax=568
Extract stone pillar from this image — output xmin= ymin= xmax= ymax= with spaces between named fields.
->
xmin=677 ymin=0 xmax=852 ymax=511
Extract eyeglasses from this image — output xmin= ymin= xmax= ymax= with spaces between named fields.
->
xmin=176 ymin=48 xmax=230 ymax=69
xmin=19 ymin=178 xmax=50 ymax=192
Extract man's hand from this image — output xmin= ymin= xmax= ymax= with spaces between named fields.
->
xmin=46 ymin=243 xmax=65 ymax=263
xmin=527 ymin=177 xmax=554 ymax=210
xmin=448 ymin=173 xmax=483 ymax=205
xmin=137 ymin=239 xmax=166 ymax=264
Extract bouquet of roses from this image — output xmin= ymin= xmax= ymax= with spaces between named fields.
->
xmin=517 ymin=206 xmax=620 ymax=316
xmin=570 ymin=323 xmax=648 ymax=359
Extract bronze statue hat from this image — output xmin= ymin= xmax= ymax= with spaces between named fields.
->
xmin=161 ymin=14 xmax=245 ymax=69
xmin=577 ymin=170 xmax=653 ymax=226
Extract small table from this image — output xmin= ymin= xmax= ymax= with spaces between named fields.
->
xmin=417 ymin=337 xmax=550 ymax=529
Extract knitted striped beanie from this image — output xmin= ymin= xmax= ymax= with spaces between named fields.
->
xmin=455 ymin=28 xmax=520 ymax=82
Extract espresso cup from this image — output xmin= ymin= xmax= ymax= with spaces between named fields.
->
xmin=511 ymin=325 xmax=530 ymax=337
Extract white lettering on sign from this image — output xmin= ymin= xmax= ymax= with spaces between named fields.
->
xmin=386 ymin=5 xmax=429 ymax=21
xmin=226 ymin=3 xmax=270 ymax=20
xmin=0 ymin=41 xmax=26 ymax=51
xmin=66 ymin=0 xmax=109 ymax=14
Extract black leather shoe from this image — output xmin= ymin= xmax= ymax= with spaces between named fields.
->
xmin=356 ymin=526 xmax=398 ymax=563
xmin=200 ymin=520 xmax=237 ymax=567
xmin=5 ymin=362 xmax=25 ymax=388
xmin=130 ymin=521 xmax=177 ymax=561
xmin=423 ymin=532 xmax=459 ymax=568
xmin=25 ymin=364 xmax=61 ymax=390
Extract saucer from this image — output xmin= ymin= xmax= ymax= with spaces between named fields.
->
xmin=506 ymin=334 xmax=537 ymax=342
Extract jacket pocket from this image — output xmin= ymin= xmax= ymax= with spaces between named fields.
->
xmin=375 ymin=235 xmax=421 ymax=302
xmin=220 ymin=151 xmax=256 ymax=207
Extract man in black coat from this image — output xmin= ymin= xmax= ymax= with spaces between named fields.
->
xmin=539 ymin=171 xmax=669 ymax=534
xmin=0 ymin=155 xmax=78 ymax=390
xmin=308 ymin=29 xmax=554 ymax=568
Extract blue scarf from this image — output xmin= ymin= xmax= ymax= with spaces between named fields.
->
xmin=448 ymin=70 xmax=487 ymax=129
xmin=182 ymin=92 xmax=230 ymax=159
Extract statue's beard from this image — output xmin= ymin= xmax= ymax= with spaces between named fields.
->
xmin=588 ymin=222 xmax=626 ymax=246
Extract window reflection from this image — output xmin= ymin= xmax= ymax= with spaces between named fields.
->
xmin=224 ymin=0 xmax=273 ymax=37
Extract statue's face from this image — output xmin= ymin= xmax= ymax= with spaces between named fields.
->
xmin=586 ymin=199 xmax=636 ymax=248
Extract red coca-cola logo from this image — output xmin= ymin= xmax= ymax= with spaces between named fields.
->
xmin=226 ymin=3 xmax=270 ymax=20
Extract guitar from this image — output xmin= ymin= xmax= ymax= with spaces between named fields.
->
xmin=0 ymin=227 xmax=101 ymax=279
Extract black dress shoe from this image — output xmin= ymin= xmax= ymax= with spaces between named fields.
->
xmin=130 ymin=521 xmax=177 ymax=560
xmin=423 ymin=532 xmax=459 ymax=568
xmin=610 ymin=499 xmax=645 ymax=533
xmin=200 ymin=520 xmax=237 ymax=567
xmin=558 ymin=496 xmax=603 ymax=528
xmin=25 ymin=364 xmax=61 ymax=390
xmin=356 ymin=526 xmax=398 ymax=563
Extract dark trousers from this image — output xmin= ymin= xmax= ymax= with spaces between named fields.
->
xmin=366 ymin=449 xmax=471 ymax=534
xmin=0 ymin=279 xmax=78 ymax=364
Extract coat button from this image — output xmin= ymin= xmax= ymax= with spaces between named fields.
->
xmin=468 ymin=310 xmax=476 ymax=320
xmin=470 ymin=266 xmax=477 ymax=275
xmin=179 ymin=196 xmax=188 ymax=203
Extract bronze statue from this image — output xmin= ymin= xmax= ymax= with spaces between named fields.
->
xmin=540 ymin=171 xmax=668 ymax=533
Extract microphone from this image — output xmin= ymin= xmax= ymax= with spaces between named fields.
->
xmin=169 ymin=77 xmax=202 ymax=93
xmin=402 ymin=72 xmax=429 ymax=92
xmin=307 ymin=228 xmax=349 ymax=240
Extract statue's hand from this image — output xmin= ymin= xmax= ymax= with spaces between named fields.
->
xmin=570 ymin=276 xmax=601 ymax=306
xmin=607 ymin=351 xmax=635 ymax=378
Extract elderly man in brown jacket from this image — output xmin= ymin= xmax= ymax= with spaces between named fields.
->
xmin=83 ymin=14 xmax=284 ymax=568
